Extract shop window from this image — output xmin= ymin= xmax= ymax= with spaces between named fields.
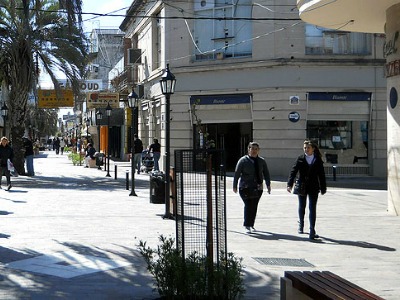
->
xmin=305 ymin=24 xmax=371 ymax=55
xmin=307 ymin=121 xmax=352 ymax=150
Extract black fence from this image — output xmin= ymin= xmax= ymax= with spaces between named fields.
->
xmin=174 ymin=149 xmax=227 ymax=264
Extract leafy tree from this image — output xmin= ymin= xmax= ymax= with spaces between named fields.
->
xmin=26 ymin=104 xmax=58 ymax=139
xmin=0 ymin=0 xmax=87 ymax=174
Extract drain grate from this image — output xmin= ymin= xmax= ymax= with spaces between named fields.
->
xmin=253 ymin=257 xmax=314 ymax=267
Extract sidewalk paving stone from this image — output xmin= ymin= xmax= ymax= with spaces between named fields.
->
xmin=0 ymin=151 xmax=398 ymax=299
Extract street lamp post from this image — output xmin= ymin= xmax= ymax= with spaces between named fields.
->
xmin=105 ymin=102 xmax=112 ymax=177
xmin=1 ymin=103 xmax=9 ymax=138
xmin=127 ymin=88 xmax=139 ymax=196
xmin=85 ymin=118 xmax=90 ymax=143
xmin=159 ymin=64 xmax=176 ymax=219
xmin=96 ymin=110 xmax=103 ymax=170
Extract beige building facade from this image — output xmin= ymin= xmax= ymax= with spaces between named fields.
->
xmin=118 ymin=0 xmax=387 ymax=180
xmin=297 ymin=0 xmax=399 ymax=214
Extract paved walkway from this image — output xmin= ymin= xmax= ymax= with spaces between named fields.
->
xmin=0 ymin=151 xmax=398 ymax=299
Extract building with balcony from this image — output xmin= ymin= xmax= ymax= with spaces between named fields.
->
xmin=297 ymin=0 xmax=400 ymax=214
xmin=116 ymin=0 xmax=386 ymax=181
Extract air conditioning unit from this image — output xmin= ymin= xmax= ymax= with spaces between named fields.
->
xmin=216 ymin=52 xmax=225 ymax=60
xmin=127 ymin=48 xmax=142 ymax=65
xmin=194 ymin=0 xmax=214 ymax=11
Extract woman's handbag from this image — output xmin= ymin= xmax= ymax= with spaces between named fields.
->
xmin=293 ymin=179 xmax=306 ymax=196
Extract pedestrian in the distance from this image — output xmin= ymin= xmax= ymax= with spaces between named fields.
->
xmin=23 ymin=136 xmax=35 ymax=176
xmin=149 ymin=138 xmax=161 ymax=171
xmin=0 ymin=137 xmax=14 ymax=190
xmin=233 ymin=142 xmax=271 ymax=234
xmin=54 ymin=137 xmax=60 ymax=154
xmin=133 ymin=134 xmax=143 ymax=174
xmin=287 ymin=139 xmax=326 ymax=240
xmin=60 ymin=138 xmax=65 ymax=155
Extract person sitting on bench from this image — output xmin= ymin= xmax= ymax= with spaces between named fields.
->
xmin=84 ymin=143 xmax=96 ymax=168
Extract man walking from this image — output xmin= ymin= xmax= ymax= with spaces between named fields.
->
xmin=133 ymin=134 xmax=143 ymax=174
xmin=23 ymin=136 xmax=35 ymax=176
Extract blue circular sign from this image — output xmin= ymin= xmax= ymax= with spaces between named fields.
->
xmin=390 ymin=87 xmax=398 ymax=109
xmin=288 ymin=111 xmax=300 ymax=122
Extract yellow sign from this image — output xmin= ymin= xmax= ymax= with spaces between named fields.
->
xmin=87 ymin=92 xmax=120 ymax=109
xmin=38 ymin=89 xmax=74 ymax=108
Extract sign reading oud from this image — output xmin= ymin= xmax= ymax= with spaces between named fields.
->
xmin=38 ymin=89 xmax=74 ymax=108
xmin=86 ymin=92 xmax=120 ymax=109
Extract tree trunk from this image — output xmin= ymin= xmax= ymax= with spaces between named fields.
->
xmin=8 ymin=39 xmax=33 ymax=175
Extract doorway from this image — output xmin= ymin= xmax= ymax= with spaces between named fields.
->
xmin=194 ymin=122 xmax=252 ymax=171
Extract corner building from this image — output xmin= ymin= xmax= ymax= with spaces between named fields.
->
xmin=297 ymin=0 xmax=399 ymax=214
xmin=118 ymin=1 xmax=386 ymax=190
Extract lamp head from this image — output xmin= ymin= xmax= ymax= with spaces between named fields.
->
xmin=1 ymin=103 xmax=8 ymax=117
xmin=106 ymin=102 xmax=112 ymax=117
xmin=96 ymin=110 xmax=103 ymax=120
xmin=159 ymin=64 xmax=176 ymax=95
xmin=127 ymin=88 xmax=139 ymax=108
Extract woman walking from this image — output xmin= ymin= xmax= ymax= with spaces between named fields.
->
xmin=287 ymin=140 xmax=326 ymax=240
xmin=0 ymin=137 xmax=14 ymax=190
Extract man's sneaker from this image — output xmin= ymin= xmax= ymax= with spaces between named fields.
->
xmin=245 ymin=226 xmax=252 ymax=234
xmin=251 ymin=227 xmax=256 ymax=233
xmin=6 ymin=184 xmax=11 ymax=191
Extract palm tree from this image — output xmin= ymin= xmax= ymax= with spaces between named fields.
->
xmin=0 ymin=0 xmax=87 ymax=174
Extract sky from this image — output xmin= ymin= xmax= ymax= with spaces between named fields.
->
xmin=39 ymin=0 xmax=132 ymax=88
xmin=81 ymin=0 xmax=132 ymax=32
xmin=42 ymin=0 xmax=132 ymax=117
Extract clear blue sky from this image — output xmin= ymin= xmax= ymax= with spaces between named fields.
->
xmin=82 ymin=0 xmax=132 ymax=32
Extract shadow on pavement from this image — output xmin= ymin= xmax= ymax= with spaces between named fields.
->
xmin=242 ymin=230 xmax=396 ymax=251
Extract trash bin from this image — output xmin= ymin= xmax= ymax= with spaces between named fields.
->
xmin=150 ymin=173 xmax=165 ymax=204
xmin=95 ymin=153 xmax=104 ymax=168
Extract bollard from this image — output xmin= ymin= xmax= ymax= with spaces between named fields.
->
xmin=332 ymin=165 xmax=337 ymax=181
xmin=126 ymin=170 xmax=129 ymax=190
xmin=115 ymin=165 xmax=117 ymax=180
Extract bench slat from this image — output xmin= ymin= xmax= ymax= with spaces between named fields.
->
xmin=285 ymin=271 xmax=343 ymax=300
xmin=302 ymin=271 xmax=363 ymax=299
xmin=284 ymin=271 xmax=384 ymax=300
xmin=321 ymin=271 xmax=385 ymax=300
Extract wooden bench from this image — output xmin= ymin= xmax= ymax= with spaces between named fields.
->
xmin=281 ymin=271 xmax=385 ymax=300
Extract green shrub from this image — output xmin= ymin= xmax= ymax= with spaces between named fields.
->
xmin=138 ymin=235 xmax=245 ymax=299
xmin=68 ymin=152 xmax=83 ymax=165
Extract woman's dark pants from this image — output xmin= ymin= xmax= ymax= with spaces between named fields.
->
xmin=239 ymin=189 xmax=263 ymax=227
xmin=298 ymin=193 xmax=318 ymax=234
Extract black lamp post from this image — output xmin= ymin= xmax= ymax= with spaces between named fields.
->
xmin=75 ymin=124 xmax=78 ymax=148
xmin=159 ymin=64 xmax=176 ymax=219
xmin=85 ymin=118 xmax=90 ymax=143
xmin=105 ymin=102 xmax=112 ymax=177
xmin=127 ymin=88 xmax=139 ymax=196
xmin=96 ymin=110 xmax=103 ymax=170
xmin=1 ymin=103 xmax=9 ymax=138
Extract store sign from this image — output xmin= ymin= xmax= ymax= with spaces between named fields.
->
xmin=190 ymin=94 xmax=251 ymax=105
xmin=308 ymin=92 xmax=371 ymax=101
xmin=86 ymin=92 xmax=120 ymax=109
xmin=288 ymin=112 xmax=300 ymax=123
xmin=57 ymin=79 xmax=103 ymax=92
xmin=385 ymin=59 xmax=400 ymax=77
xmin=38 ymin=89 xmax=74 ymax=108
xmin=383 ymin=31 xmax=398 ymax=58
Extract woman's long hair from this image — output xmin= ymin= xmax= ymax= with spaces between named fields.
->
xmin=304 ymin=139 xmax=322 ymax=159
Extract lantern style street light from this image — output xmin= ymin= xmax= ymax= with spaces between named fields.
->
xmin=105 ymin=102 xmax=112 ymax=177
xmin=1 ymin=103 xmax=9 ymax=137
xmin=126 ymin=88 xmax=139 ymax=196
xmin=159 ymin=64 xmax=176 ymax=219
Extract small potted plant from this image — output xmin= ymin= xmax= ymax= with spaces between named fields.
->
xmin=138 ymin=235 xmax=245 ymax=299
